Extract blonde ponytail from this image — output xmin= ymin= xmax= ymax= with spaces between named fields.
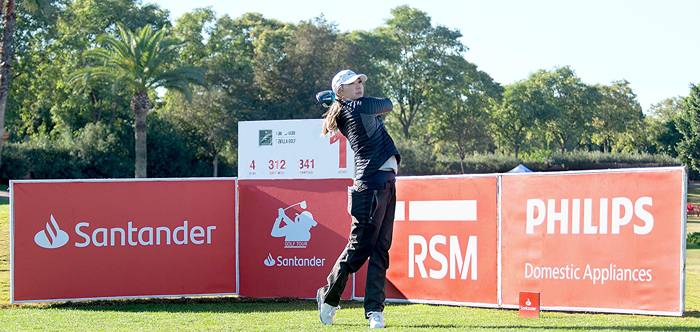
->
xmin=321 ymin=101 xmax=342 ymax=136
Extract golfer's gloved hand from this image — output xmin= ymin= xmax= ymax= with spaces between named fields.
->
xmin=316 ymin=90 xmax=335 ymax=108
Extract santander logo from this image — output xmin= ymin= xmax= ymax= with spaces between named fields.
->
xmin=34 ymin=214 xmax=70 ymax=249
xmin=264 ymin=253 xmax=275 ymax=267
xmin=32 ymin=214 xmax=217 ymax=249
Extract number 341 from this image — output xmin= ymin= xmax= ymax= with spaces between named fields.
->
xmin=299 ymin=159 xmax=315 ymax=169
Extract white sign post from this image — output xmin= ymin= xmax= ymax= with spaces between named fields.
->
xmin=238 ymin=120 xmax=354 ymax=179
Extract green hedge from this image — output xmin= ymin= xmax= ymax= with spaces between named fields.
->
xmin=0 ymin=141 xmax=82 ymax=180
xmin=395 ymin=143 xmax=684 ymax=176
xmin=0 ymin=118 xmax=235 ymax=181
xmin=689 ymin=232 xmax=700 ymax=249
xmin=1 ymin=137 xmax=685 ymax=181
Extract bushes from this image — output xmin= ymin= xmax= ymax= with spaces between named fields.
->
xmin=147 ymin=114 xmax=216 ymax=178
xmin=435 ymin=150 xmax=682 ymax=175
xmin=391 ymin=141 xmax=682 ymax=176
xmin=0 ymin=128 xmax=129 ymax=180
xmin=0 ymin=140 xmax=82 ymax=180
xmin=0 ymin=116 xmax=236 ymax=181
xmin=0 ymin=139 xmax=216 ymax=181
xmin=545 ymin=150 xmax=680 ymax=171
xmin=72 ymin=122 xmax=133 ymax=178
xmin=689 ymin=232 xmax=700 ymax=249
xmin=394 ymin=140 xmax=444 ymax=176
xmin=0 ymin=129 xmax=684 ymax=181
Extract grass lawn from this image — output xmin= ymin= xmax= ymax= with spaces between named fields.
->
xmin=1 ymin=190 xmax=699 ymax=330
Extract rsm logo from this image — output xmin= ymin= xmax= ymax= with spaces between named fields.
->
xmin=34 ymin=214 xmax=217 ymax=249
xmin=408 ymin=234 xmax=478 ymax=280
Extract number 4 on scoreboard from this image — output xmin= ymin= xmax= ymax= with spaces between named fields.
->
xmin=249 ymin=160 xmax=256 ymax=170
xmin=329 ymin=132 xmax=347 ymax=169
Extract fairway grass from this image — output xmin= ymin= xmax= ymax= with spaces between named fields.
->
xmin=2 ymin=192 xmax=700 ymax=330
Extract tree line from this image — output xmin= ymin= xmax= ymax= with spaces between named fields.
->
xmin=0 ymin=0 xmax=697 ymax=179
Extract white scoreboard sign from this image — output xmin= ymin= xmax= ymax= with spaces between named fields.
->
xmin=238 ymin=120 xmax=354 ymax=179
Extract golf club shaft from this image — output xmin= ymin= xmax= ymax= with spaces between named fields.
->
xmin=284 ymin=202 xmax=303 ymax=211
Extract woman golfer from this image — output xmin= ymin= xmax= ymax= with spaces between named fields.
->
xmin=315 ymin=69 xmax=400 ymax=329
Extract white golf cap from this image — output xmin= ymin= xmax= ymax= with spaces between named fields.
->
xmin=332 ymin=69 xmax=367 ymax=94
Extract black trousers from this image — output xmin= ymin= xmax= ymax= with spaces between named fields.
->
xmin=318 ymin=172 xmax=396 ymax=316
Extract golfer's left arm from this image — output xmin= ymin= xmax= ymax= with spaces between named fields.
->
xmin=358 ymin=97 xmax=392 ymax=116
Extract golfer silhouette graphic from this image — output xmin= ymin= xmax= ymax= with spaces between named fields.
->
xmin=271 ymin=201 xmax=317 ymax=242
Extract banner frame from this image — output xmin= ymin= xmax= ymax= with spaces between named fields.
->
xmin=9 ymin=180 xmax=15 ymax=304
xmin=497 ymin=175 xmax=503 ymax=307
xmin=499 ymin=166 xmax=684 ymax=177
xmin=681 ymin=167 xmax=687 ymax=315
xmin=499 ymin=166 xmax=686 ymax=316
xmin=9 ymin=177 xmax=239 ymax=304
xmin=236 ymin=178 xmax=240 ymax=295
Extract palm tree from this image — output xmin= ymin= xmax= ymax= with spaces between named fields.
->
xmin=73 ymin=24 xmax=204 ymax=177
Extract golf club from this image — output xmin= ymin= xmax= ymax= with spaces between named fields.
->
xmin=284 ymin=200 xmax=307 ymax=211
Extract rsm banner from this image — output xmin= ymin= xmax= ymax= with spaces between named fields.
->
xmin=355 ymin=175 xmax=499 ymax=307
xmin=500 ymin=167 xmax=685 ymax=315
xmin=238 ymin=120 xmax=355 ymax=180
xmin=10 ymin=179 xmax=237 ymax=303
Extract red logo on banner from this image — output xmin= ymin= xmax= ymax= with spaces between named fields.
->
xmin=12 ymin=180 xmax=237 ymax=302
xmin=33 ymin=214 xmax=70 ymax=249
xmin=238 ymin=179 xmax=354 ymax=299
xmin=519 ymin=292 xmax=540 ymax=318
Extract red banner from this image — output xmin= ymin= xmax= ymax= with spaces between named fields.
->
xmin=501 ymin=168 xmax=685 ymax=315
xmin=11 ymin=179 xmax=236 ymax=302
xmin=10 ymin=167 xmax=685 ymax=316
xmin=354 ymin=175 xmax=499 ymax=306
xmin=237 ymin=179 xmax=353 ymax=299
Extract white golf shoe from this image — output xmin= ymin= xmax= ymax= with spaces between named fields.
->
xmin=368 ymin=311 xmax=385 ymax=328
xmin=316 ymin=289 xmax=339 ymax=325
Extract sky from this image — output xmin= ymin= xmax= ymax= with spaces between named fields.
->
xmin=146 ymin=0 xmax=700 ymax=112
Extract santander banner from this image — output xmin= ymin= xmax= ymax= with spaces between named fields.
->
xmin=237 ymin=179 xmax=353 ymax=299
xmin=11 ymin=179 xmax=236 ymax=303
xmin=355 ymin=175 xmax=499 ymax=306
xmin=500 ymin=167 xmax=685 ymax=315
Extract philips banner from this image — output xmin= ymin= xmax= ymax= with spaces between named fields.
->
xmin=500 ymin=167 xmax=686 ymax=316
xmin=354 ymin=175 xmax=499 ymax=307
xmin=10 ymin=179 xmax=237 ymax=303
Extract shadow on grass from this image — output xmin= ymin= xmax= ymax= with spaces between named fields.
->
xmin=43 ymin=297 xmax=366 ymax=314
xmin=684 ymin=310 xmax=700 ymax=317
xmin=44 ymin=297 xmax=700 ymax=314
